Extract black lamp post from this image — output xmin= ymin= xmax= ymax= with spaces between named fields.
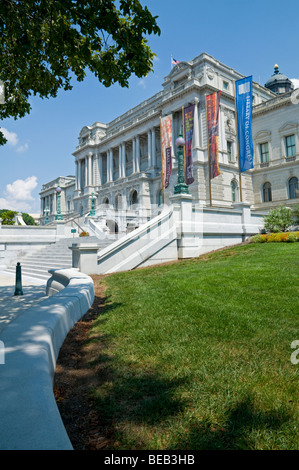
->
xmin=174 ymin=134 xmax=189 ymax=194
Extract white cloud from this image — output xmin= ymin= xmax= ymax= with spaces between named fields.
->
xmin=16 ymin=143 xmax=29 ymax=153
xmin=138 ymin=79 xmax=146 ymax=88
xmin=1 ymin=127 xmax=18 ymax=146
xmin=0 ymin=127 xmax=29 ymax=153
xmin=291 ymin=78 xmax=299 ymax=89
xmin=0 ymin=176 xmax=38 ymax=212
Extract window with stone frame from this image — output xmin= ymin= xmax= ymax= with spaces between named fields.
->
xmin=259 ymin=142 xmax=269 ymax=163
xmin=227 ymin=141 xmax=233 ymax=162
xmin=262 ymin=182 xmax=272 ymax=203
xmin=231 ymin=179 xmax=238 ymax=202
xmin=285 ymin=134 xmax=296 ymax=157
xmin=288 ymin=176 xmax=299 ymax=199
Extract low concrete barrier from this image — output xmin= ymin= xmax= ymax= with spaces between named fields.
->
xmin=0 ymin=268 xmax=95 ymax=450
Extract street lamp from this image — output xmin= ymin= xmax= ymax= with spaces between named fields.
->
xmin=55 ymin=186 xmax=63 ymax=220
xmin=174 ymin=134 xmax=189 ymax=194
xmin=89 ymin=192 xmax=97 ymax=217
xmin=44 ymin=206 xmax=50 ymax=224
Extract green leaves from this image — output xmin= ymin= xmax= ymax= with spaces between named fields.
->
xmin=0 ymin=0 xmax=160 ymax=144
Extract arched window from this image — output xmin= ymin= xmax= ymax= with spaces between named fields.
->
xmin=288 ymin=177 xmax=298 ymax=199
xmin=231 ymin=179 xmax=238 ymax=202
xmin=130 ymin=190 xmax=138 ymax=207
xmin=262 ymin=182 xmax=272 ymax=203
xmin=103 ymin=197 xmax=109 ymax=207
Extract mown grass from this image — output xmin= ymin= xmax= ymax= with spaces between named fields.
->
xmin=88 ymin=243 xmax=299 ymax=450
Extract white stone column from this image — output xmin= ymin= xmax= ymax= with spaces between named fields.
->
xmin=52 ymin=192 xmax=56 ymax=214
xmin=122 ymin=143 xmax=126 ymax=178
xmin=147 ymin=130 xmax=152 ymax=168
xmin=118 ymin=145 xmax=122 ymax=178
xmin=107 ymin=151 xmax=110 ymax=182
xmin=132 ymin=138 xmax=136 ymax=174
xmin=98 ymin=152 xmax=103 ymax=186
xmin=110 ymin=149 xmax=114 ymax=182
xmin=136 ymin=135 xmax=140 ymax=173
xmin=151 ymin=128 xmax=156 ymax=167
xmin=75 ymin=161 xmax=78 ymax=190
xmin=85 ymin=156 xmax=88 ymax=187
xmin=78 ymin=159 xmax=81 ymax=190
xmin=88 ymin=152 xmax=93 ymax=186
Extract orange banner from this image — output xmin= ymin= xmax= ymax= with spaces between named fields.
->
xmin=160 ymin=115 xmax=173 ymax=189
xmin=206 ymin=91 xmax=221 ymax=179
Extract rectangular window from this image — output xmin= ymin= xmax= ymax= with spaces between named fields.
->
xmin=259 ymin=142 xmax=269 ymax=163
xmin=285 ymin=135 xmax=296 ymax=157
xmin=227 ymin=141 xmax=233 ymax=162
xmin=223 ymin=81 xmax=229 ymax=91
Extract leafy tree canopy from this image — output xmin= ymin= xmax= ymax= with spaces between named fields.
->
xmin=0 ymin=0 xmax=160 ymax=145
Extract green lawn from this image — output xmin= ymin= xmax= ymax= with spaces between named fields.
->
xmin=89 ymin=243 xmax=299 ymax=450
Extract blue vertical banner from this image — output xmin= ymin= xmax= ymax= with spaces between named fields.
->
xmin=235 ymin=76 xmax=254 ymax=172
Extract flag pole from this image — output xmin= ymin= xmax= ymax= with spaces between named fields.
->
xmin=205 ymin=96 xmax=213 ymax=207
xmin=234 ymin=81 xmax=243 ymax=203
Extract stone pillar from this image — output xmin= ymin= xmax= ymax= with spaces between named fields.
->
xmin=136 ymin=135 xmax=140 ymax=173
xmin=110 ymin=149 xmax=114 ymax=182
xmin=122 ymin=143 xmax=126 ymax=178
xmin=85 ymin=156 xmax=88 ymax=188
xmin=147 ymin=130 xmax=152 ymax=168
xmin=75 ymin=161 xmax=78 ymax=190
xmin=107 ymin=150 xmax=111 ymax=183
xmin=169 ymin=193 xmax=203 ymax=259
xmin=77 ymin=159 xmax=81 ymax=190
xmin=70 ymin=243 xmax=100 ymax=274
xmin=132 ymin=138 xmax=136 ymax=174
xmin=118 ymin=145 xmax=123 ymax=178
xmin=88 ymin=152 xmax=93 ymax=186
xmin=151 ymin=128 xmax=156 ymax=167
xmin=98 ymin=152 xmax=103 ymax=186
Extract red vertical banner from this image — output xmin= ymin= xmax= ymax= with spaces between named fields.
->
xmin=160 ymin=115 xmax=173 ymax=189
xmin=183 ymin=104 xmax=195 ymax=185
xmin=206 ymin=91 xmax=221 ymax=179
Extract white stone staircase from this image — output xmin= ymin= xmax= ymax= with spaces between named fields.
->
xmin=3 ymin=239 xmax=73 ymax=282
xmin=2 ymin=236 xmax=115 ymax=282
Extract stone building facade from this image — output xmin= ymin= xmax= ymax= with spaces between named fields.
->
xmin=40 ymin=53 xmax=299 ymax=225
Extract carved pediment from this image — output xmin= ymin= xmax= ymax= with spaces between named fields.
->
xmin=169 ymin=61 xmax=190 ymax=77
xmin=254 ymin=130 xmax=271 ymax=142
xmin=279 ymin=122 xmax=298 ymax=134
xmin=79 ymin=126 xmax=92 ymax=138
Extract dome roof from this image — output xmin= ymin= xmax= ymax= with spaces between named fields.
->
xmin=265 ymin=65 xmax=294 ymax=94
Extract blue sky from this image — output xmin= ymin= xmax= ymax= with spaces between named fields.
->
xmin=1 ymin=0 xmax=299 ymax=213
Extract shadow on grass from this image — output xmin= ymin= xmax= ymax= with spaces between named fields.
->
xmin=55 ymin=286 xmax=294 ymax=450
xmin=169 ymin=395 xmax=293 ymax=450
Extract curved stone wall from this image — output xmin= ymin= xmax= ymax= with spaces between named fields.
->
xmin=0 ymin=268 xmax=94 ymax=450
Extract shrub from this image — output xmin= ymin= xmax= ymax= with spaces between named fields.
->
xmin=286 ymin=232 xmax=298 ymax=243
xmin=264 ymin=206 xmax=293 ymax=233
xmin=0 ymin=210 xmax=17 ymax=225
xmin=249 ymin=234 xmax=263 ymax=243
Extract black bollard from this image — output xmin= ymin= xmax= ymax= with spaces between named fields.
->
xmin=14 ymin=262 xmax=23 ymax=296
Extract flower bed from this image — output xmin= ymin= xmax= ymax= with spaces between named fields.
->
xmin=249 ymin=231 xmax=299 ymax=243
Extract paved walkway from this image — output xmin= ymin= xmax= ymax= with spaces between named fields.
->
xmin=0 ymin=272 xmax=47 ymax=333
